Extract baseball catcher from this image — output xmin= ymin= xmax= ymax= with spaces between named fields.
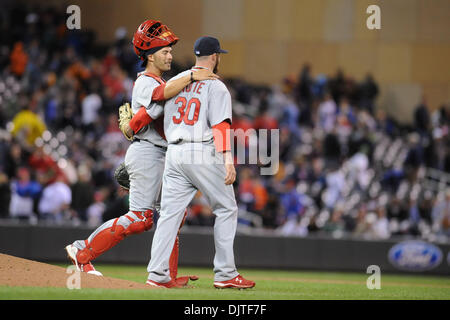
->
xmin=65 ymin=19 xmax=215 ymax=286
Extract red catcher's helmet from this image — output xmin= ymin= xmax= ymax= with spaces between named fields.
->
xmin=132 ymin=20 xmax=179 ymax=60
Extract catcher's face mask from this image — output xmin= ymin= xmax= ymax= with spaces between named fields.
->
xmin=132 ymin=19 xmax=178 ymax=67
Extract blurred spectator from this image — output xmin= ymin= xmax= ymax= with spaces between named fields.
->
xmin=8 ymin=167 xmax=41 ymax=221
xmin=10 ymin=105 xmax=47 ymax=148
xmin=237 ymin=167 xmax=256 ymax=212
xmin=37 ymin=173 xmax=72 ymax=223
xmin=337 ymin=97 xmax=357 ymax=129
xmin=328 ymin=69 xmax=346 ymax=105
xmin=28 ymin=147 xmax=67 ymax=184
xmin=81 ymin=82 xmax=102 ymax=132
xmin=279 ymin=127 xmax=296 ymax=162
xmin=322 ymin=167 xmax=345 ymax=209
xmin=323 ymin=203 xmax=346 ymax=235
xmin=432 ymin=104 xmax=449 ymax=128
xmin=322 ymin=131 xmax=342 ymax=166
xmin=375 ymin=109 xmax=397 ymax=137
xmin=231 ymin=114 xmax=254 ymax=149
xmin=387 ymin=196 xmax=409 ymax=223
xmin=432 ymin=189 xmax=450 ymax=237
xmin=70 ymin=164 xmax=94 ymax=222
xmin=418 ymin=191 xmax=434 ymax=224
xmin=187 ymin=192 xmax=215 ymax=226
xmin=277 ymin=215 xmax=308 ymax=237
xmin=253 ymin=108 xmax=278 ymax=131
xmin=295 ymin=63 xmax=314 ymax=125
xmin=260 ymin=192 xmax=280 ymax=229
xmin=318 ymin=92 xmax=337 ymax=133
xmin=9 ymin=42 xmax=28 ymax=77
xmin=236 ymin=168 xmax=269 ymax=219
xmin=86 ymin=188 xmax=108 ymax=227
xmin=279 ymin=177 xmax=306 ymax=221
xmin=252 ymin=178 xmax=269 ymax=214
xmin=295 ymin=64 xmax=313 ymax=106
xmin=102 ymin=187 xmax=129 ymax=223
xmin=382 ymin=169 xmax=405 ymax=193
xmin=358 ymin=73 xmax=379 ymax=114
xmin=276 ymin=177 xmax=309 ymax=237
xmin=2 ymin=141 xmax=28 ymax=179
xmin=347 ymin=119 xmax=374 ymax=160
xmin=353 ymin=205 xmax=370 ymax=236
xmin=347 ymin=152 xmax=371 ymax=190
xmin=0 ymin=172 xmax=11 ymax=219
xmin=414 ymin=97 xmax=431 ymax=134
xmin=370 ymin=207 xmax=390 ymax=239
xmin=279 ymin=94 xmax=301 ymax=139
xmin=407 ymin=198 xmax=421 ymax=236
xmin=404 ymin=133 xmax=424 ymax=170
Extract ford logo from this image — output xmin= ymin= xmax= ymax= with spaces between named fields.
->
xmin=388 ymin=240 xmax=443 ymax=272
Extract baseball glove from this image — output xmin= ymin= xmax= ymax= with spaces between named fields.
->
xmin=119 ymin=102 xmax=133 ymax=141
xmin=114 ymin=162 xmax=130 ymax=190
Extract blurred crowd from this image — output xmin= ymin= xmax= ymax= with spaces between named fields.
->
xmin=228 ymin=65 xmax=450 ymax=243
xmin=0 ymin=4 xmax=449 ymax=243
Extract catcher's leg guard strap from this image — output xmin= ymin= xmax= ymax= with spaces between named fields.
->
xmin=76 ymin=210 xmax=153 ymax=264
xmin=169 ymin=236 xmax=180 ymax=280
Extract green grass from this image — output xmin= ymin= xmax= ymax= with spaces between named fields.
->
xmin=1 ymin=264 xmax=450 ymax=300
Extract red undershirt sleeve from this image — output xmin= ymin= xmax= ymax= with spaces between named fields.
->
xmin=212 ymin=121 xmax=231 ymax=153
xmin=129 ymin=107 xmax=153 ymax=134
xmin=151 ymin=84 xmax=166 ymax=101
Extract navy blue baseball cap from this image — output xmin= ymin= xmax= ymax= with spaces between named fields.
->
xmin=194 ymin=36 xmax=228 ymax=57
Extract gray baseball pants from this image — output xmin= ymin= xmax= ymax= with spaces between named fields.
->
xmin=147 ymin=142 xmax=239 ymax=283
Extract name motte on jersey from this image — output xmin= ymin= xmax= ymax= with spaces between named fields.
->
xmin=182 ymin=81 xmax=206 ymax=95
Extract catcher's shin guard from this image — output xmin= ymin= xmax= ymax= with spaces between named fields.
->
xmin=169 ymin=236 xmax=180 ymax=281
xmin=76 ymin=210 xmax=154 ymax=264
xmin=169 ymin=210 xmax=199 ymax=285
xmin=169 ymin=210 xmax=187 ymax=280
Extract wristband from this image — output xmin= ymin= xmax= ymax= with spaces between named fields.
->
xmin=190 ymin=71 xmax=194 ymax=82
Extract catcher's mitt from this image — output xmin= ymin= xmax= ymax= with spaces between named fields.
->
xmin=119 ymin=102 xmax=133 ymax=141
xmin=114 ymin=162 xmax=130 ymax=190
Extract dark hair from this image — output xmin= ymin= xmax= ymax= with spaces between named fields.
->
xmin=139 ymin=45 xmax=170 ymax=68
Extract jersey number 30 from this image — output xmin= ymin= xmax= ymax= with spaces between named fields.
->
xmin=172 ymin=97 xmax=201 ymax=126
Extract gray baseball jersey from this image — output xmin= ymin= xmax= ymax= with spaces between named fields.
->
xmin=125 ymin=72 xmax=168 ymax=211
xmin=163 ymin=68 xmax=232 ymax=144
xmin=147 ymin=68 xmax=239 ymax=283
xmin=132 ymin=73 xmax=167 ymax=148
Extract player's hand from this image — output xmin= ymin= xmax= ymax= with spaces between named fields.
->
xmin=224 ymin=163 xmax=236 ymax=185
xmin=192 ymin=68 xmax=219 ymax=81
xmin=223 ymin=151 xmax=236 ymax=185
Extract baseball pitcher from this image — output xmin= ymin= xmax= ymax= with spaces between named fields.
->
xmin=145 ymin=36 xmax=255 ymax=289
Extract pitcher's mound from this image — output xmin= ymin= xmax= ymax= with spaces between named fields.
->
xmin=0 ymin=253 xmax=149 ymax=289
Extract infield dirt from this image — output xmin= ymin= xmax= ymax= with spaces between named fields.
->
xmin=0 ymin=253 xmax=149 ymax=289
